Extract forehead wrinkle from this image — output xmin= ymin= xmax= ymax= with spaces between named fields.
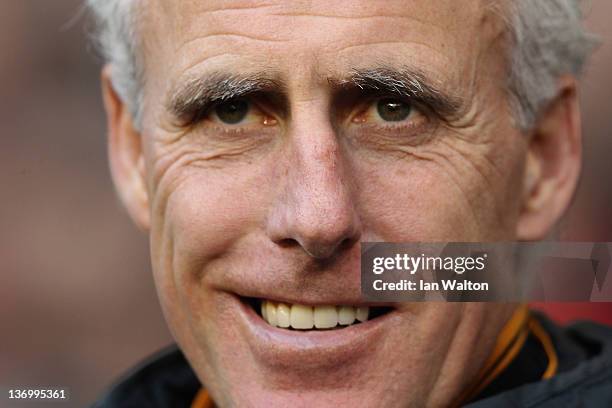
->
xmin=161 ymin=0 xmax=291 ymax=45
xmin=179 ymin=30 xmax=291 ymax=50
xmin=270 ymin=10 xmax=433 ymax=26
xmin=266 ymin=0 xmax=469 ymax=26
xmin=191 ymin=1 xmax=279 ymax=14
xmin=333 ymin=40 xmax=447 ymax=60
xmin=155 ymin=0 xmax=478 ymax=49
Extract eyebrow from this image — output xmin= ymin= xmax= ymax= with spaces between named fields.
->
xmin=167 ymin=67 xmax=464 ymax=122
xmin=167 ymin=72 xmax=285 ymax=120
xmin=329 ymin=67 xmax=464 ymax=119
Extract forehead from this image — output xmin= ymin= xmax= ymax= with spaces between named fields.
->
xmin=143 ymin=0 xmax=502 ymax=97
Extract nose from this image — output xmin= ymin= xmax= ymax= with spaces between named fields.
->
xmin=266 ymin=117 xmax=361 ymax=260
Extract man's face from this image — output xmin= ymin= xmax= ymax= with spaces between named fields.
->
xmin=133 ymin=0 xmax=527 ymax=406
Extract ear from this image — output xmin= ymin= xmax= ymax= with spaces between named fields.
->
xmin=102 ymin=65 xmax=150 ymax=230
xmin=517 ymin=76 xmax=582 ymax=240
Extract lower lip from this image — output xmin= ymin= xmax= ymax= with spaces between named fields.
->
xmin=235 ymin=296 xmax=398 ymax=369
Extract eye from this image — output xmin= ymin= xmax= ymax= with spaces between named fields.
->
xmin=352 ymin=96 xmax=422 ymax=127
xmin=376 ymin=98 xmax=412 ymax=122
xmin=214 ymin=99 xmax=250 ymax=124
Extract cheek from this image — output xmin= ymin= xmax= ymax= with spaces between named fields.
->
xmin=356 ymin=164 xmax=476 ymax=240
xmin=146 ymin=161 xmax=270 ymax=325
xmin=355 ymin=141 xmax=526 ymax=241
xmin=158 ymin=168 xmax=268 ymax=283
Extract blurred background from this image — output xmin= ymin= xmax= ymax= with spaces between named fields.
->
xmin=0 ymin=1 xmax=610 ymax=406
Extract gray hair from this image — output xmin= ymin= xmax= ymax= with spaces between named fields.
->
xmin=507 ymin=0 xmax=597 ymax=128
xmin=86 ymin=0 xmax=597 ymax=131
xmin=86 ymin=0 xmax=143 ymax=123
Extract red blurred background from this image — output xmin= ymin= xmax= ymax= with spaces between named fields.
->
xmin=0 ymin=1 xmax=610 ymax=406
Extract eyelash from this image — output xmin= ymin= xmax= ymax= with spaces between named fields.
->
xmin=187 ymin=95 xmax=433 ymax=134
xmin=357 ymin=96 xmax=431 ymax=127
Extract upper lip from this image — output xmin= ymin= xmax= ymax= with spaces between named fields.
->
xmin=230 ymin=289 xmax=396 ymax=308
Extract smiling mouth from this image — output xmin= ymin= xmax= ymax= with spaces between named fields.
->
xmin=244 ymin=298 xmax=394 ymax=330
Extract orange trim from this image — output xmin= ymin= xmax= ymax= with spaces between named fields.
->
xmin=455 ymin=305 xmax=529 ymax=404
xmin=465 ymin=324 xmax=529 ymax=401
xmin=478 ymin=305 xmax=530 ymax=377
xmin=191 ymin=389 xmax=214 ymax=408
xmin=529 ymin=317 xmax=558 ymax=379
xmin=456 ymin=306 xmax=560 ymax=406
xmin=455 ymin=305 xmax=530 ymax=405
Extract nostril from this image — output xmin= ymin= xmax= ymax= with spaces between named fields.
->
xmin=274 ymin=236 xmax=356 ymax=260
xmin=277 ymin=238 xmax=301 ymax=249
xmin=295 ymin=220 xmax=361 ymax=260
xmin=302 ymin=241 xmax=343 ymax=260
xmin=338 ymin=235 xmax=359 ymax=251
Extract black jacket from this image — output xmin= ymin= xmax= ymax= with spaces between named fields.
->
xmin=93 ymin=313 xmax=612 ymax=407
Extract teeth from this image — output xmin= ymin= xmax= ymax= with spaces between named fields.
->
xmin=276 ymin=303 xmax=291 ymax=328
xmin=290 ymin=304 xmax=314 ymax=329
xmin=356 ymin=306 xmax=369 ymax=322
xmin=338 ymin=306 xmax=356 ymax=325
xmin=266 ymin=301 xmax=278 ymax=326
xmin=314 ymin=305 xmax=338 ymax=329
xmin=260 ymin=301 xmax=370 ymax=330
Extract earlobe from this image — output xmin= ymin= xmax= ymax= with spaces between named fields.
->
xmin=102 ymin=66 xmax=151 ymax=231
xmin=517 ymin=77 xmax=582 ymax=240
